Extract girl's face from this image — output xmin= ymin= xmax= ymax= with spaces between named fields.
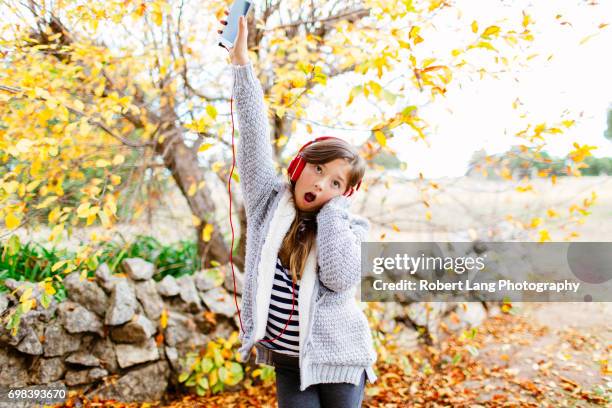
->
xmin=294 ymin=158 xmax=353 ymax=212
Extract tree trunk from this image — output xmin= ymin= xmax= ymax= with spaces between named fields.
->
xmin=154 ymin=127 xmax=233 ymax=268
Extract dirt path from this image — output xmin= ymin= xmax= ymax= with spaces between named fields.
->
xmin=348 ymin=304 xmax=609 ymax=408
xmin=452 ymin=302 xmax=611 ymax=407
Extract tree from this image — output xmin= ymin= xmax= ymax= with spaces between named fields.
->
xmin=0 ymin=0 xmax=598 ymax=277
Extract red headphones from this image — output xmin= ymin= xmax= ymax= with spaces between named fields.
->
xmin=287 ymin=136 xmax=362 ymax=197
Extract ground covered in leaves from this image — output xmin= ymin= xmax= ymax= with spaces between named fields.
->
xmin=56 ymin=303 xmax=610 ymax=407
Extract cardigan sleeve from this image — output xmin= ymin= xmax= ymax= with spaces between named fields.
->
xmin=232 ymin=62 xmax=278 ymax=216
xmin=315 ymin=195 xmax=370 ymax=292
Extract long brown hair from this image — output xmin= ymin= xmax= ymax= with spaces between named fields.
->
xmin=278 ymin=138 xmax=366 ymax=283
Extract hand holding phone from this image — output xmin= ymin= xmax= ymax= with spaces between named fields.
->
xmin=217 ymin=0 xmax=252 ymax=62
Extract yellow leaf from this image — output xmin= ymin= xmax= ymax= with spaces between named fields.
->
xmin=52 ymin=260 xmax=68 ymax=272
xmin=471 ymin=21 xmax=478 ymax=34
xmin=471 ymin=41 xmax=497 ymax=52
xmin=160 ymin=308 xmax=168 ymax=329
xmin=482 ymin=26 xmax=500 ymax=37
xmin=522 ymin=12 xmax=531 ymax=28
xmin=5 ymin=211 xmax=20 ymax=229
xmin=538 ymin=229 xmax=551 ymax=242
xmin=198 ymin=143 xmax=214 ymax=152
xmin=547 ymin=208 xmax=558 ymax=218
xmin=94 ymin=81 xmax=105 ymax=97
xmin=110 ymin=175 xmax=122 ymax=185
xmin=86 ymin=213 xmax=97 ymax=226
xmin=73 ymin=99 xmax=84 ymax=111
xmin=562 ymin=120 xmax=575 ymax=128
xmin=206 ymin=105 xmax=218 ymax=119
xmin=34 ymin=87 xmax=51 ymax=99
xmin=19 ymin=287 xmax=33 ymax=303
xmin=202 ymin=223 xmax=214 ymax=242
xmin=151 ymin=2 xmax=163 ymax=26
xmin=21 ymin=298 xmax=33 ymax=314
xmin=95 ymin=159 xmax=110 ymax=168
xmin=425 ymin=211 xmax=432 ymax=221
xmin=36 ymin=196 xmax=58 ymax=209
xmin=212 ymin=162 xmax=223 ymax=173
xmin=579 ymin=33 xmax=597 ymax=45
xmin=276 ymin=135 xmax=288 ymax=147
xmin=516 ymin=184 xmax=533 ymax=192
xmin=209 ymin=369 xmax=218 ymax=386
xmin=112 ymin=155 xmax=125 ymax=165
xmin=26 ymin=180 xmax=41 ymax=192
xmin=48 ymin=207 xmax=61 ymax=224
xmin=188 ymin=183 xmax=197 ymax=197
xmin=409 ymin=26 xmax=421 ymax=43
xmin=529 ymin=217 xmax=542 ymax=228
xmin=44 ymin=281 xmax=56 ymax=295
xmin=77 ymin=202 xmax=91 ymax=218
xmin=49 ymin=223 xmax=64 ymax=242
xmin=98 ymin=210 xmax=111 ymax=228
xmin=500 ymin=167 xmax=512 ymax=180
xmin=192 ymin=215 xmax=201 ymax=227
xmin=374 ymin=131 xmax=387 ymax=147
xmin=3 ymin=181 xmax=18 ymax=194
xmin=428 ymin=0 xmax=443 ymax=11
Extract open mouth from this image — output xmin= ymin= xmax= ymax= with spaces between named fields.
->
xmin=304 ymin=192 xmax=316 ymax=203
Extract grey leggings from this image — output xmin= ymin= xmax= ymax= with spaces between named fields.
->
xmin=271 ymin=352 xmax=366 ymax=408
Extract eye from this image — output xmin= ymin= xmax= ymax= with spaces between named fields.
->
xmin=333 ymin=180 xmax=341 ymax=188
xmin=315 ymin=165 xmax=322 ymax=173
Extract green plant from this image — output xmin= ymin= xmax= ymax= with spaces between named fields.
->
xmin=251 ymin=364 xmax=276 ymax=383
xmin=0 ymin=235 xmax=72 ymax=301
xmin=178 ymin=331 xmax=245 ymax=396
xmin=0 ymin=233 xmax=201 ymax=337
xmin=97 ymin=234 xmax=199 ymax=280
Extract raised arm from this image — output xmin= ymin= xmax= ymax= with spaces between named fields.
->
xmin=232 ymin=63 xmax=278 ymax=215
xmin=219 ymin=14 xmax=277 ymax=215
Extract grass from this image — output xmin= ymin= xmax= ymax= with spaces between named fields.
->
xmin=0 ymin=234 xmax=200 ymax=300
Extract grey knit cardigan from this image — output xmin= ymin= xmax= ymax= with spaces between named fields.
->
xmin=231 ymin=62 xmax=377 ymax=391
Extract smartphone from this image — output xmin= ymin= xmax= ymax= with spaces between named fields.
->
xmin=218 ymin=0 xmax=252 ymax=49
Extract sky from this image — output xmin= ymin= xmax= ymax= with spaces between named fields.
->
xmin=285 ymin=0 xmax=612 ymax=178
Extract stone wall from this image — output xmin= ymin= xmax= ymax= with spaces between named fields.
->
xmin=0 ymin=258 xmax=244 ymax=403
xmin=0 ymin=257 xmax=494 ymax=403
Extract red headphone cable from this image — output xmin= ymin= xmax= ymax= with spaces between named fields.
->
xmin=222 ymin=45 xmax=298 ymax=346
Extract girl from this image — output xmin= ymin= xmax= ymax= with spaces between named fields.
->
xmin=218 ymin=13 xmax=377 ymax=408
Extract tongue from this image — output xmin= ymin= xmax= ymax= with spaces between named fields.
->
xmin=305 ymin=193 xmax=315 ymax=203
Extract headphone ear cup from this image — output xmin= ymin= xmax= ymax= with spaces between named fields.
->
xmin=287 ymin=155 xmax=299 ymax=179
xmin=289 ymin=156 xmax=306 ymax=182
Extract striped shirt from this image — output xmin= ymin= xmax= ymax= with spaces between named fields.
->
xmin=261 ymin=258 xmax=300 ymax=356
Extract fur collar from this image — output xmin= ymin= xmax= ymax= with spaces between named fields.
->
xmin=254 ymin=187 xmax=318 ymax=348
